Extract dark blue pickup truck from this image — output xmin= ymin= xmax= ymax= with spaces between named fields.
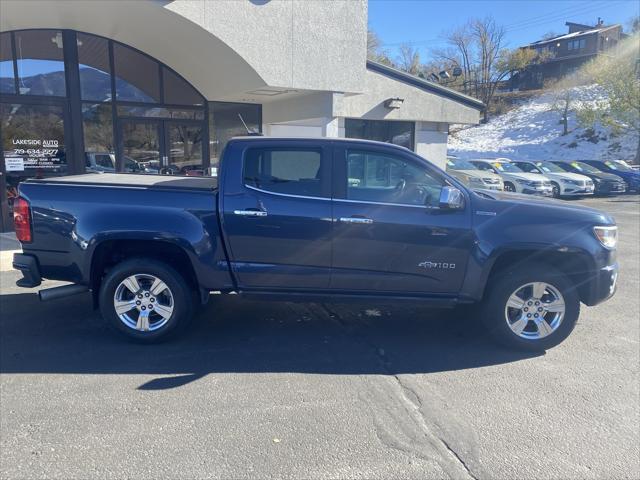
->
xmin=12 ymin=137 xmax=619 ymax=350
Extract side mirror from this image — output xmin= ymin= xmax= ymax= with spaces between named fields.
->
xmin=439 ymin=186 xmax=465 ymax=210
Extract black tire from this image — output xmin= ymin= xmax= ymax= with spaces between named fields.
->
xmin=481 ymin=265 xmax=580 ymax=351
xmin=504 ymin=182 xmax=516 ymax=193
xmin=99 ymin=258 xmax=196 ymax=343
xmin=551 ymin=182 xmax=561 ymax=198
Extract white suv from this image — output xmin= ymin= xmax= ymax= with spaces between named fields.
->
xmin=512 ymin=160 xmax=594 ymax=198
xmin=469 ymin=159 xmax=553 ymax=196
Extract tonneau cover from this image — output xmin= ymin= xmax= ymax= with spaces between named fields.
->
xmin=26 ymin=173 xmax=217 ymax=191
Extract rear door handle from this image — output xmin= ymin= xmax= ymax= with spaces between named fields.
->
xmin=339 ymin=217 xmax=373 ymax=224
xmin=234 ymin=209 xmax=267 ymax=217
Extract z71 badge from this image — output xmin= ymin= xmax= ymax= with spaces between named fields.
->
xmin=418 ymin=261 xmax=456 ymax=269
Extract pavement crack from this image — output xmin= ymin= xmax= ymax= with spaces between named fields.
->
xmin=440 ymin=438 xmax=478 ymax=480
xmin=322 ymin=303 xmax=479 ymax=480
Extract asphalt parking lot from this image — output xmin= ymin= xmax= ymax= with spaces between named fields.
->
xmin=1 ymin=195 xmax=638 ymax=479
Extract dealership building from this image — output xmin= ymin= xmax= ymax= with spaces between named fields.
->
xmin=0 ymin=0 xmax=483 ymax=232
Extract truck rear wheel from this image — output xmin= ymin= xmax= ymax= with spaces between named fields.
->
xmin=99 ymin=258 xmax=195 ymax=343
xmin=482 ymin=266 xmax=580 ymax=351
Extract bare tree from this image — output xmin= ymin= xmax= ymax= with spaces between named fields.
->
xmin=367 ymin=30 xmax=382 ymax=59
xmin=367 ymin=29 xmax=394 ymax=66
xmin=436 ymin=23 xmax=474 ymax=93
xmin=550 ymin=85 xmax=575 ymax=136
xmin=470 ymin=17 xmax=506 ymax=120
xmin=396 ymin=43 xmax=422 ymax=75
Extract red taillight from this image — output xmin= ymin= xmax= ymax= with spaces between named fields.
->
xmin=13 ymin=197 xmax=32 ymax=243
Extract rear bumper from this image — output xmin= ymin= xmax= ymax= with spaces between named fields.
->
xmin=12 ymin=253 xmax=42 ymax=288
xmin=583 ymin=263 xmax=618 ymax=306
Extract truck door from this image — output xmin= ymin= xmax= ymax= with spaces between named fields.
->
xmin=221 ymin=142 xmax=332 ymax=289
xmin=330 ymin=144 xmax=473 ymax=294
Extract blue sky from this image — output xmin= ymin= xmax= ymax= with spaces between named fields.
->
xmin=368 ymin=0 xmax=639 ymax=60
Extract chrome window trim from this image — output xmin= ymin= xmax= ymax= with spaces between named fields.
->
xmin=245 ymin=184 xmax=441 ymax=209
xmin=333 ymin=197 xmax=439 ymax=210
xmin=244 ymin=184 xmax=330 ymax=201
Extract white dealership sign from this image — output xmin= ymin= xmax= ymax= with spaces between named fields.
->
xmin=5 ymin=157 xmax=25 ymax=172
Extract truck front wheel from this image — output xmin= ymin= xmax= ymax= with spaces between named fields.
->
xmin=482 ymin=266 xmax=580 ymax=351
xmin=99 ymin=258 xmax=195 ymax=342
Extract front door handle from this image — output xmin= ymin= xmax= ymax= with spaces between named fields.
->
xmin=339 ymin=216 xmax=373 ymax=224
xmin=234 ymin=209 xmax=267 ymax=217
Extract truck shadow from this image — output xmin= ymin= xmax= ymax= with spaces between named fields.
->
xmin=0 ymin=291 xmax=540 ymax=389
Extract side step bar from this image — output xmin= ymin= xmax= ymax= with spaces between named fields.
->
xmin=39 ymin=284 xmax=89 ymax=302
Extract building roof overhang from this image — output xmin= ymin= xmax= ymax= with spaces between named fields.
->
xmin=366 ymin=61 xmax=485 ymax=111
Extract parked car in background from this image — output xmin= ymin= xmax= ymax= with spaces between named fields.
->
xmin=580 ymin=160 xmax=639 ymax=193
xmin=85 ymin=152 xmax=141 ymax=174
xmin=446 ymin=157 xmax=503 ymax=190
xmin=511 ymin=160 xmax=594 ymax=198
xmin=550 ymin=161 xmax=626 ymax=196
xmin=469 ymin=158 xmax=553 ymax=196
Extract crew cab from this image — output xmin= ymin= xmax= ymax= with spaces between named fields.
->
xmin=511 ymin=160 xmax=594 ymax=198
xmin=12 ymin=137 xmax=619 ymax=351
xmin=469 ymin=158 xmax=553 ymax=196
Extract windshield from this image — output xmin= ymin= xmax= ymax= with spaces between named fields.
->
xmin=536 ymin=162 xmax=564 ymax=173
xmin=447 ymin=158 xmax=478 ymax=170
xmin=604 ymin=160 xmax=634 ymax=172
xmin=492 ymin=161 xmax=523 ymax=173
xmin=569 ymin=161 xmax=601 ymax=173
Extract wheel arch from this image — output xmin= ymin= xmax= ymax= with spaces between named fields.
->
xmin=89 ymin=238 xmax=199 ymax=307
xmin=482 ymin=248 xmax=595 ymax=304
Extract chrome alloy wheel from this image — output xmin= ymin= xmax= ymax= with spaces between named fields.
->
xmin=113 ymin=274 xmax=174 ymax=332
xmin=504 ymin=282 xmax=565 ymax=340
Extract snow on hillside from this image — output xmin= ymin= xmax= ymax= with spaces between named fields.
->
xmin=448 ymin=84 xmax=638 ymax=161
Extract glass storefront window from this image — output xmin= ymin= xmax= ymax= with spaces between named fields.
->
xmin=77 ymin=33 xmax=112 ymax=102
xmin=209 ymin=102 xmax=261 ymax=169
xmin=1 ymin=102 xmax=67 ymax=215
xmin=163 ymin=67 xmax=203 ymax=106
xmin=117 ymin=105 xmax=204 ymax=120
xmin=82 ymin=102 xmax=114 ymax=154
xmin=113 ymin=43 xmax=160 ymax=103
xmin=166 ymin=123 xmax=204 ymax=175
xmin=14 ymin=30 xmax=66 ymax=96
xmin=345 ymin=119 xmax=415 ymax=150
xmin=1 ymin=32 xmax=15 ymax=94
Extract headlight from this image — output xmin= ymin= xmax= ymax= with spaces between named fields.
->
xmin=561 ymin=179 xmax=580 ymax=185
xmin=515 ymin=179 xmax=534 ymax=186
xmin=468 ymin=177 xmax=484 ymax=185
xmin=593 ymin=226 xmax=618 ymax=249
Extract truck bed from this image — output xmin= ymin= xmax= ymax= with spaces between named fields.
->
xmin=26 ymin=173 xmax=218 ymax=191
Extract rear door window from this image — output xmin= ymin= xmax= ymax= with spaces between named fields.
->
xmin=243 ymin=148 xmax=327 ymax=198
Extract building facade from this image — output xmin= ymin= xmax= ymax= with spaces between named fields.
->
xmin=0 ymin=0 xmax=482 ymax=232
xmin=515 ymin=20 xmax=624 ymax=90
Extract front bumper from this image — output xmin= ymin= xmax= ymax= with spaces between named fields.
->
xmin=583 ymin=262 xmax=618 ymax=306
xmin=562 ymin=185 xmax=595 ymax=196
xmin=522 ymin=186 xmax=553 ymax=196
xmin=12 ymin=253 xmax=42 ymax=288
xmin=595 ymin=182 xmax=626 ymax=194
